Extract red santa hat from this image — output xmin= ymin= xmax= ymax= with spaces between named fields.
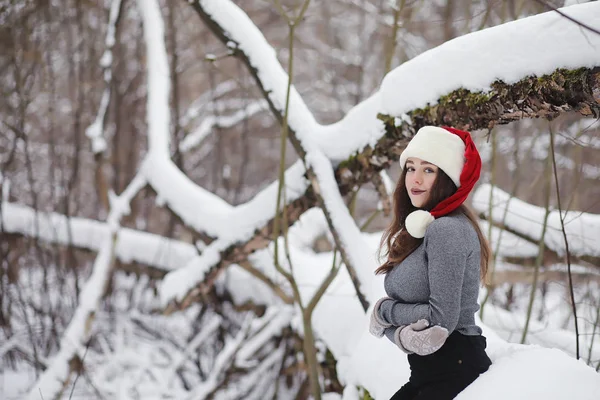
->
xmin=399 ymin=126 xmax=482 ymax=238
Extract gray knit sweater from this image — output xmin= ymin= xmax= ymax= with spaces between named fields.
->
xmin=380 ymin=213 xmax=483 ymax=342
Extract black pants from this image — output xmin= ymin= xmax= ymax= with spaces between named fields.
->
xmin=389 ymin=331 xmax=491 ymax=400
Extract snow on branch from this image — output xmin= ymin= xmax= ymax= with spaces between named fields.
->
xmin=228 ymin=344 xmax=285 ymax=399
xmin=85 ymin=0 xmax=123 ymax=154
xmin=478 ymin=219 xmax=539 ymax=259
xmin=473 ymin=184 xmax=600 ymax=259
xmin=386 ymin=66 xmax=600 ymax=134
xmin=189 ymin=0 xmax=377 ymax=310
xmin=136 ymin=0 xmax=233 ymax=238
xmin=1 ymin=202 xmax=195 ymax=274
xmin=192 ymin=0 xmax=319 ymax=135
xmin=137 ymin=0 xmax=170 ymax=157
xmin=1 ymin=198 xmax=298 ymax=310
xmin=157 ymin=161 xmax=309 ymax=310
xmin=380 ymin=2 xmax=600 ymax=120
xmin=339 ymin=4 xmax=600 ymax=195
xmin=136 ymin=0 xmax=310 ymax=247
xmin=179 ymin=80 xmax=238 ymax=127
xmin=189 ymin=0 xmax=386 ymax=164
xmin=140 ymin=156 xmax=235 ymax=238
xmin=236 ymin=305 xmax=293 ymax=364
xmin=27 ymin=175 xmax=147 ymax=400
xmin=305 ymin=150 xmax=377 ymax=304
xmin=179 ymin=100 xmax=268 ymax=152
xmin=185 ymin=315 xmax=253 ymax=399
xmin=164 ymin=313 xmax=223 ymax=387
xmin=132 ymin=0 xmax=324 ymax=314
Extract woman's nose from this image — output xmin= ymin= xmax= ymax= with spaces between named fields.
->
xmin=413 ymin=171 xmax=423 ymax=184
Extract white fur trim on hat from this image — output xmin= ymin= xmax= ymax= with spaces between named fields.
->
xmin=399 ymin=126 xmax=465 ymax=187
xmin=405 ymin=210 xmax=435 ymax=239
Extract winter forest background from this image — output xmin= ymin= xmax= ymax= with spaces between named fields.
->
xmin=1 ymin=0 xmax=600 ymax=399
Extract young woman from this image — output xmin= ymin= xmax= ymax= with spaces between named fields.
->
xmin=368 ymin=126 xmax=492 ymax=400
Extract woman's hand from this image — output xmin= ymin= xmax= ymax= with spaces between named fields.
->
xmin=393 ymin=319 xmax=449 ymax=355
xmin=369 ymin=297 xmax=394 ymax=337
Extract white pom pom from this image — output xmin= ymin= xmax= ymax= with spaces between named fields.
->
xmin=405 ymin=210 xmax=435 ymax=239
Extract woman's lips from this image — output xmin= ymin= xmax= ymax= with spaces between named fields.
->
xmin=411 ymin=189 xmax=425 ymax=195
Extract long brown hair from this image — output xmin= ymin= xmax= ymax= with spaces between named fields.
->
xmin=375 ymin=167 xmax=490 ymax=282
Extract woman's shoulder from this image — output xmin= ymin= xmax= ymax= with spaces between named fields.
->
xmin=425 ymin=213 xmax=476 ymax=241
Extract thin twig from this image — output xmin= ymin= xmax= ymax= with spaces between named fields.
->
xmin=68 ymin=339 xmax=91 ymax=399
xmin=549 ymin=126 xmax=580 ymax=359
xmin=521 ymin=142 xmax=552 ymax=345
xmin=532 ymin=0 xmax=600 ymax=36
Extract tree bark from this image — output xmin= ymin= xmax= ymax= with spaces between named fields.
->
xmin=393 ymin=68 xmax=600 ymax=132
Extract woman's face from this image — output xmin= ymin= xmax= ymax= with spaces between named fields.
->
xmin=405 ymin=157 xmax=439 ymax=208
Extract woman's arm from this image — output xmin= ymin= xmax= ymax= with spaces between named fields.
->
xmin=379 ymin=301 xmax=430 ymax=327
xmin=378 ymin=218 xmax=469 ymax=333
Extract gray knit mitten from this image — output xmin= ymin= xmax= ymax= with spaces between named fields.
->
xmin=395 ymin=319 xmax=449 ymax=356
xmin=369 ymin=297 xmax=393 ymax=337
xmin=392 ymin=325 xmax=411 ymax=354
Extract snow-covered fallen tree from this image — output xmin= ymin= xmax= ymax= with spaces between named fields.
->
xmin=2 ymin=1 xmax=600 ymax=399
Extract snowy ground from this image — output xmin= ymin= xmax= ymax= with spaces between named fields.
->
xmin=2 ymin=1 xmax=600 ymax=399
xmin=2 ymin=215 xmax=599 ymax=399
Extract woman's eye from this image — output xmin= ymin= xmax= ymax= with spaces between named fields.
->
xmin=407 ymin=167 xmax=415 ymax=172
xmin=425 ymin=168 xmax=435 ymax=173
